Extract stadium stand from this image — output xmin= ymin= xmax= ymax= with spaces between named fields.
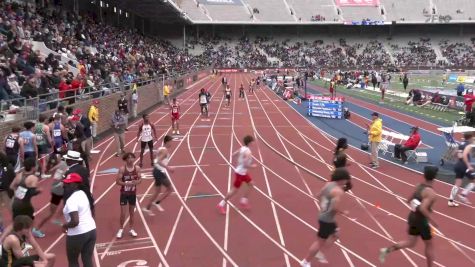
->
xmin=291 ymin=0 xmax=340 ymax=22
xmin=433 ymin=0 xmax=475 ymax=21
xmin=245 ymin=0 xmax=295 ymax=22
xmin=380 ymin=0 xmax=430 ymax=22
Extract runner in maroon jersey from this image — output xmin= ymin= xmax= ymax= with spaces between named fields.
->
xmin=170 ymin=98 xmax=180 ymax=135
xmin=115 ymin=152 xmax=142 ymax=239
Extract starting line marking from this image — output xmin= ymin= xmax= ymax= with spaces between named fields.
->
xmin=98 ymin=246 xmax=155 ymax=256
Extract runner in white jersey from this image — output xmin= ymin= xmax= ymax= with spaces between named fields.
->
xmin=217 ymin=135 xmax=256 ymax=214
xmin=224 ymin=85 xmax=232 ymax=107
xmin=143 ymin=135 xmax=174 ymax=215
xmin=137 ymin=114 xmax=157 ymax=167
xmin=198 ymin=88 xmax=209 ymax=117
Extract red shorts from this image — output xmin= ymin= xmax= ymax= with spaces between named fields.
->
xmin=171 ymin=113 xmax=180 ymax=121
xmin=233 ymin=172 xmax=252 ymax=188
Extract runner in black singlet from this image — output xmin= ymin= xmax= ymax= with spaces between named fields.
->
xmin=9 ymin=158 xmax=44 ymax=238
xmin=379 ymin=166 xmax=439 ymax=267
xmin=4 ymin=127 xmax=22 ymax=172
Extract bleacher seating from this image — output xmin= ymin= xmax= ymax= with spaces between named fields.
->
xmin=380 ymin=0 xmax=430 ymax=22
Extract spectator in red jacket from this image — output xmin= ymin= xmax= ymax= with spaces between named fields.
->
xmin=58 ymin=76 xmax=71 ymax=99
xmin=394 ymin=126 xmax=421 ymax=163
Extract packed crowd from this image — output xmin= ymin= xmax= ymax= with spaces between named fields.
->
xmin=391 ymin=38 xmax=438 ymax=67
xmin=439 ymin=38 xmax=475 ymax=67
xmin=0 ymin=1 xmax=205 ymax=106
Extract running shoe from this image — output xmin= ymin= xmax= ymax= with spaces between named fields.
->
xmin=116 ymin=229 xmax=123 ymax=239
xmin=129 ymin=229 xmax=138 ymax=237
xmin=32 ymin=228 xmax=45 ymax=238
xmin=154 ymin=203 xmax=165 ymax=212
xmin=217 ymin=204 xmax=226 ymax=215
xmin=41 ymin=174 xmax=51 ymax=179
xmin=448 ymin=200 xmax=460 ymax=207
xmin=379 ymin=247 xmax=389 ymax=263
xmin=177 ymin=131 xmax=180 ymax=135
xmin=315 ymin=251 xmax=328 ymax=264
xmin=458 ymin=195 xmax=472 ymax=205
xmin=300 ymin=259 xmax=311 ymax=267
xmin=142 ymin=207 xmax=155 ymax=216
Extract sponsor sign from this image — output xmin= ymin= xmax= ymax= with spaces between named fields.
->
xmin=448 ymin=74 xmax=458 ymax=82
xmin=457 ymin=76 xmax=467 ymax=83
xmin=217 ymin=69 xmax=241 ymax=73
xmin=336 ymin=0 xmax=379 ymax=7
xmin=465 ymin=76 xmax=475 ymax=83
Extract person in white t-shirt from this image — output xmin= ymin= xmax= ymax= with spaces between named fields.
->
xmin=217 ymin=135 xmax=256 ymax=214
xmin=62 ymin=173 xmax=96 ymax=267
xmin=137 ymin=114 xmax=157 ymax=167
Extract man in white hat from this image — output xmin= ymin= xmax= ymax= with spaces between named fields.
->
xmin=63 ymin=151 xmax=90 ymax=190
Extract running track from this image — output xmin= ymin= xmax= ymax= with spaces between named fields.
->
xmin=21 ymin=73 xmax=475 ymax=266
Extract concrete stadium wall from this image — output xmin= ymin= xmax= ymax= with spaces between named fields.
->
xmin=0 ymin=69 xmax=211 ymax=144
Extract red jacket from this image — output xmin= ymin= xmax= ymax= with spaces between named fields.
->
xmin=404 ymin=132 xmax=421 ymax=149
xmin=58 ymin=81 xmax=71 ymax=99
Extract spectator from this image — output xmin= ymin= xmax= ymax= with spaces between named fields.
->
xmin=111 ymin=110 xmax=126 ymax=157
xmin=394 ymin=127 xmax=421 ymax=163
xmin=88 ymin=100 xmax=100 ymax=140
xmin=457 ymin=83 xmax=465 ymax=97
xmin=62 ymin=173 xmax=96 ymax=267
xmin=117 ymin=93 xmax=129 ymax=130
xmin=402 ymin=74 xmax=409 ymax=91
xmin=367 ymin=112 xmax=382 ymax=168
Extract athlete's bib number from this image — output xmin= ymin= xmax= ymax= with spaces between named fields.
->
xmin=172 ymin=107 xmax=178 ymax=113
xmin=200 ymin=95 xmax=207 ymax=104
xmin=53 ymin=129 xmax=61 ymax=137
xmin=320 ymin=197 xmax=330 ymax=212
xmin=5 ymin=139 xmax=15 ymax=148
xmin=36 ymin=134 xmax=43 ymax=141
xmin=410 ymin=199 xmax=421 ymax=212
xmin=15 ymin=186 xmax=27 ymax=200
xmin=124 ymin=181 xmax=135 ymax=192
xmin=143 ymin=128 xmax=152 ymax=138
xmin=226 ymin=91 xmax=231 ymax=95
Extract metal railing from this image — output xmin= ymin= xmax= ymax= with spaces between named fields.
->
xmin=0 ymin=70 xmax=193 ymax=122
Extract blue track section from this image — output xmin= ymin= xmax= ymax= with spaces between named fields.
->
xmin=272 ymin=85 xmax=456 ymax=175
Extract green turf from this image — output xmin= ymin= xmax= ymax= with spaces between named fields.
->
xmin=310 ymin=80 xmax=460 ymax=125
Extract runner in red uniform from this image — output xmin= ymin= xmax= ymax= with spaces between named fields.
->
xmin=116 ymin=153 xmax=142 ymax=239
xmin=170 ymin=98 xmax=180 ymax=135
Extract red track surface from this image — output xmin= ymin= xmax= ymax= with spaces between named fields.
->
xmin=20 ymin=73 xmax=475 ymax=266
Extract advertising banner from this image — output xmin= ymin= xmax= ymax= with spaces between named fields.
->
xmin=448 ymin=74 xmax=458 ymax=82
xmin=457 ymin=76 xmax=467 ymax=83
xmin=465 ymin=76 xmax=475 ymax=83
xmin=336 ymin=0 xmax=379 ymax=7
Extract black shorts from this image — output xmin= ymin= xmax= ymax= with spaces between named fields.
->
xmin=50 ymin=193 xmax=63 ymax=206
xmin=12 ymin=200 xmax=34 ymax=220
xmin=120 ymin=193 xmax=137 ymax=206
xmin=24 ymin=151 xmax=36 ymax=160
xmin=153 ymin=168 xmax=171 ymax=187
xmin=226 ymin=94 xmax=231 ymax=99
xmin=454 ymin=161 xmax=475 ymax=180
xmin=141 ymin=140 xmax=153 ymax=151
xmin=0 ymin=255 xmax=40 ymax=267
xmin=317 ymin=220 xmax=338 ymax=239
xmin=38 ymin=145 xmax=50 ymax=155
xmin=200 ymin=103 xmax=208 ymax=109
xmin=408 ymin=213 xmax=432 ymax=240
